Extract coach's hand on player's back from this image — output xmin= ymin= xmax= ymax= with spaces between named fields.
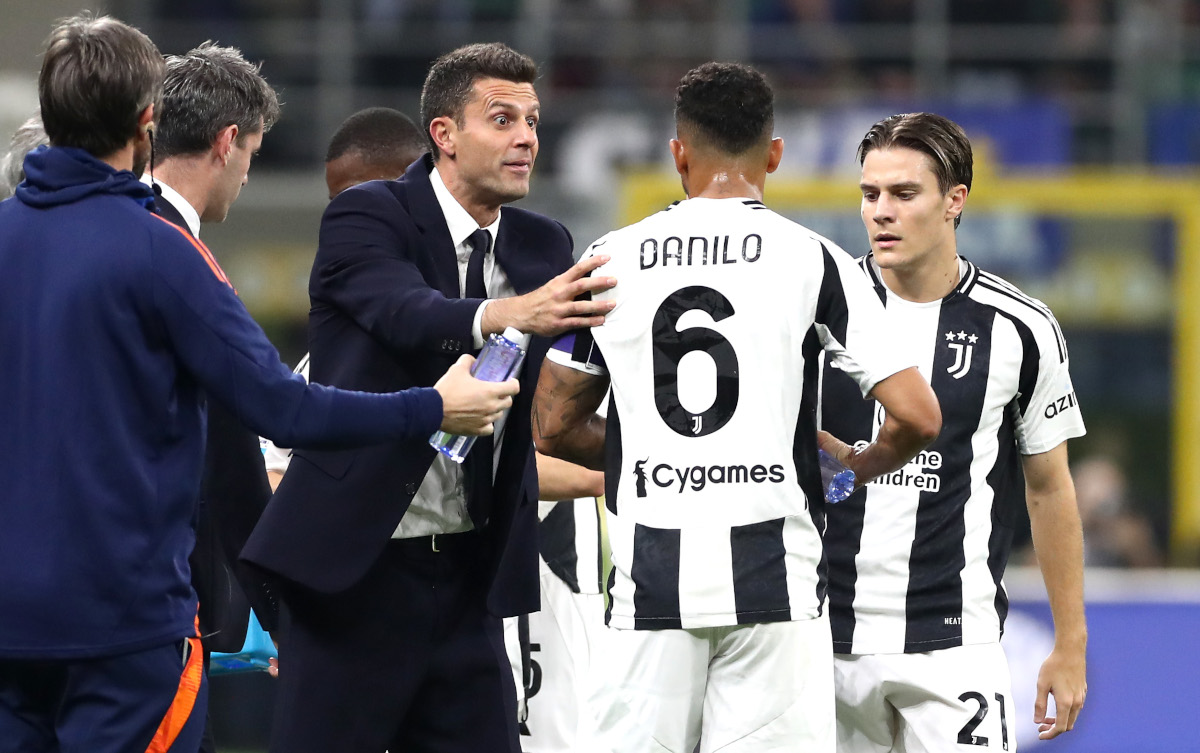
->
xmin=483 ymin=254 xmax=617 ymax=337
xmin=434 ymin=355 xmax=519 ymax=436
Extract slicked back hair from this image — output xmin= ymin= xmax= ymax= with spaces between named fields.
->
xmin=156 ymin=41 xmax=281 ymax=159
xmin=857 ymin=112 xmax=973 ymax=228
xmin=325 ymin=107 xmax=426 ymax=166
xmin=39 ymin=14 xmax=164 ymax=158
xmin=419 ymin=43 xmax=537 ymax=160
xmin=1 ymin=115 xmax=49 ymax=199
xmin=675 ymin=62 xmax=774 ymax=156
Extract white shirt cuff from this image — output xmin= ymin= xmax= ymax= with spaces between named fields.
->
xmin=472 ymin=301 xmax=489 ymax=350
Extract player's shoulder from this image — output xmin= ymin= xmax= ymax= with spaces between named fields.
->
xmin=753 ymin=207 xmax=849 ymax=256
xmin=963 ymin=261 xmax=1067 ymax=351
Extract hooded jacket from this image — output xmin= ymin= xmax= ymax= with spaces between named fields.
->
xmin=0 ymin=147 xmax=441 ymax=658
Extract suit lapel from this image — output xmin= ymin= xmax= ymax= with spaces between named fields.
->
xmin=404 ymin=155 xmax=461 ymax=299
xmin=152 ymin=194 xmax=194 ymax=239
xmin=494 ymin=219 xmax=558 ymax=295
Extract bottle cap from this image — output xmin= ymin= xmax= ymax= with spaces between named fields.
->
xmin=501 ymin=326 xmax=530 ymax=348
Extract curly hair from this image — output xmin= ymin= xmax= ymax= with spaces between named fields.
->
xmin=674 ymin=62 xmax=774 ymax=155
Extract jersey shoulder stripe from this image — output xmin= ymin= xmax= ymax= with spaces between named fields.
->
xmin=970 ymin=271 xmax=1066 ymax=362
xmin=150 ymin=213 xmax=233 ymax=288
xmin=973 ymin=269 xmax=1066 ymax=361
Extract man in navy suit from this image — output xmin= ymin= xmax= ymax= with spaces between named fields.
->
xmin=144 ymin=41 xmax=280 ymax=753
xmin=242 ymin=42 xmax=617 ymax=753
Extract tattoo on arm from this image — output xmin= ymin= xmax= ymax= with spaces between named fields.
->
xmin=532 ymin=360 xmax=608 ymax=471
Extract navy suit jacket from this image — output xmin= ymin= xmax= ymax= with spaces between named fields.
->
xmin=242 ymin=155 xmax=573 ymax=617
xmin=153 ymin=193 xmax=277 ymax=651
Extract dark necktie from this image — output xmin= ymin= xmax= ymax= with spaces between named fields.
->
xmin=463 ymin=227 xmax=493 ymax=527
xmin=465 ymin=228 xmax=490 ymax=299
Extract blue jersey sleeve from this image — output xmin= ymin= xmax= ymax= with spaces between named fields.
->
xmin=147 ymin=221 xmax=442 ymax=448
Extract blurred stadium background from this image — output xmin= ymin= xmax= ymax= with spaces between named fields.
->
xmin=3 ymin=2 xmax=1198 ymax=751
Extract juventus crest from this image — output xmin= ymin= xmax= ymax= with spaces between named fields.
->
xmin=945 ymin=330 xmax=978 ymax=379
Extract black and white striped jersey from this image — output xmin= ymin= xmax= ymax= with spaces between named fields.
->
xmin=819 ymin=255 xmax=1086 ymax=654
xmin=538 ymin=498 xmax=604 ymax=595
xmin=548 ymin=197 xmax=913 ymax=630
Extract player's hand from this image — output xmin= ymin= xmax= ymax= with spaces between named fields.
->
xmin=485 ymin=255 xmax=617 ymax=337
xmin=816 ymin=430 xmax=854 ymax=465
xmin=433 ymin=355 xmax=519 ymax=436
xmin=1034 ymin=644 xmax=1087 ymax=739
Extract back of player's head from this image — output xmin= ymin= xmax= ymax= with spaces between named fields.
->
xmin=1 ymin=115 xmax=49 ymax=199
xmin=419 ymin=42 xmax=538 ymax=159
xmin=674 ymin=62 xmax=774 ymax=156
xmin=857 ymin=113 xmax=973 ymax=196
xmin=38 ymin=14 xmax=164 ymax=158
xmin=325 ymin=107 xmax=426 ymax=167
xmin=156 ymin=41 xmax=281 ymax=159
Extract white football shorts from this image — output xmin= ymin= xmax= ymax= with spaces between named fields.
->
xmin=590 ymin=615 xmax=834 ymax=753
xmin=834 ymin=642 xmax=1016 ymax=753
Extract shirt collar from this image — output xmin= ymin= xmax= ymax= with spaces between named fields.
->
xmin=429 ymin=165 xmax=499 ymax=251
xmin=141 ymin=175 xmax=201 ymax=238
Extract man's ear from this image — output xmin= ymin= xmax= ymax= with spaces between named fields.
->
xmin=670 ymin=138 xmax=686 ymax=176
xmin=429 ymin=116 xmax=457 ymax=160
xmin=138 ymin=104 xmax=155 ymax=141
xmin=766 ymin=137 xmax=784 ymax=174
xmin=213 ymin=124 xmax=239 ymax=165
xmin=945 ymin=184 xmax=968 ymax=222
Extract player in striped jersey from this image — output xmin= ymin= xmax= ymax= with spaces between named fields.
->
xmin=532 ymin=62 xmax=941 ymax=753
xmin=818 ymin=112 xmax=1088 ymax=751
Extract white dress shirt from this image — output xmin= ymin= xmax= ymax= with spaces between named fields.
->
xmin=140 ymin=176 xmax=201 ymax=238
xmin=392 ymin=166 xmax=517 ymax=538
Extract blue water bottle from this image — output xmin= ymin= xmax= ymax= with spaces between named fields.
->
xmin=819 ymin=449 xmax=856 ymax=503
xmin=429 ymin=327 xmax=529 ymax=463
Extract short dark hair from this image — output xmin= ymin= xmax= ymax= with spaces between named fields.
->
xmin=857 ymin=113 xmax=973 ymax=227
xmin=156 ymin=41 xmax=281 ymax=159
xmin=39 ymin=14 xmax=164 ymax=158
xmin=419 ymin=43 xmax=537 ymax=158
xmin=1 ymin=115 xmax=49 ymax=198
xmin=325 ymin=107 xmax=426 ymax=165
xmin=675 ymin=62 xmax=774 ymax=155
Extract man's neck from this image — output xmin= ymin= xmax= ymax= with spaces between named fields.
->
xmin=880 ymin=244 xmax=961 ymax=303
xmin=686 ymin=166 xmax=765 ymax=201
xmin=149 ymin=158 xmax=210 ymax=219
xmin=435 ymin=161 xmax=501 ymax=227
xmin=98 ymin=144 xmax=136 ymax=173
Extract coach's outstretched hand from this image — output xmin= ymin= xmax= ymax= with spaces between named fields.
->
xmin=482 ymin=254 xmax=617 ymax=337
xmin=434 ymin=355 xmax=519 ymax=436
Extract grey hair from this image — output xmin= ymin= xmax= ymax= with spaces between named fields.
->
xmin=156 ymin=41 xmax=281 ymax=159
xmin=0 ymin=115 xmax=49 ymax=198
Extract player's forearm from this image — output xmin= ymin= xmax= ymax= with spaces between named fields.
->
xmin=536 ymin=452 xmax=605 ymax=500
xmin=842 ymin=366 xmax=941 ymax=487
xmin=1029 ymin=489 xmax=1088 ymax=649
xmin=845 ymin=414 xmax=937 ymax=488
